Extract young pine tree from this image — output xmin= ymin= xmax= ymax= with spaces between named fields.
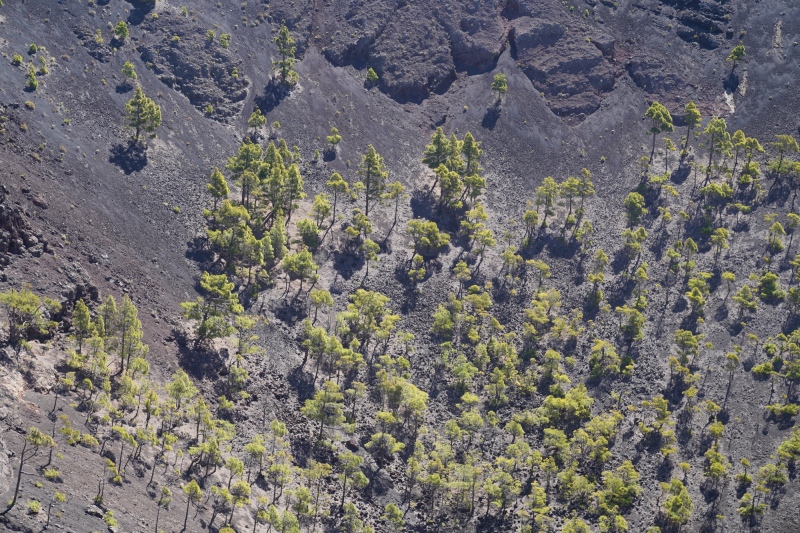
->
xmin=125 ymin=86 xmax=162 ymax=143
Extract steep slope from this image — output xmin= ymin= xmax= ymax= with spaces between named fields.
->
xmin=1 ymin=0 xmax=800 ymax=533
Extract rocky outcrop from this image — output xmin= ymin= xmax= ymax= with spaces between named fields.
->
xmin=305 ymin=0 xmax=507 ymax=102
xmin=368 ymin=5 xmax=456 ymax=102
xmin=0 ymin=186 xmax=46 ymax=267
xmin=72 ymin=24 xmax=114 ymax=62
xmin=138 ymin=13 xmax=249 ymax=121
xmin=626 ymin=55 xmax=683 ymax=94
xmin=659 ymin=0 xmax=731 ymax=50
xmin=511 ymin=17 xmax=615 ymax=118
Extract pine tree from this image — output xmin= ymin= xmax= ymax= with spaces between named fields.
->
xmin=422 ymin=127 xmax=450 ymax=171
xmin=206 ymin=168 xmax=229 ymax=210
xmin=273 ymin=24 xmax=298 ymax=87
xmin=71 ymin=299 xmax=93 ymax=354
xmin=702 ymin=117 xmax=730 ymax=184
xmin=322 ymin=174 xmax=348 ymax=226
xmin=356 ymin=145 xmax=388 ymax=217
xmin=114 ymin=21 xmax=129 ymax=41
xmin=181 ymin=480 xmax=203 ymax=532
xmin=270 ymin=211 xmax=288 ymax=260
xmin=116 ymin=295 xmax=147 ymax=376
xmin=492 ymin=72 xmax=508 ymax=103
xmin=125 ymin=86 xmax=162 ymax=143
xmin=726 ymin=44 xmax=745 ymax=73
xmin=180 ymin=272 xmax=243 ymax=346
xmin=3 ymin=428 xmax=56 ymax=515
xmin=121 ymin=61 xmax=137 ymax=83
xmin=247 ymin=108 xmax=266 ymax=131
xmin=461 ymin=132 xmax=483 ymax=177
xmin=301 ymin=381 xmax=346 ymax=440
xmin=682 ymin=100 xmax=702 ymax=155
xmin=645 ymin=101 xmax=674 ymax=164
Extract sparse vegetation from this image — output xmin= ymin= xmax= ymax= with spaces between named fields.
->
xmin=2 ymin=6 xmax=800 ymax=533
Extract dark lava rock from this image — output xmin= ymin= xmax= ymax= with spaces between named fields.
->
xmin=626 ymin=55 xmax=683 ymax=94
xmin=368 ymin=5 xmax=456 ymax=102
xmin=139 ymin=13 xmax=250 ymax=121
xmin=511 ymin=17 xmax=615 ymax=118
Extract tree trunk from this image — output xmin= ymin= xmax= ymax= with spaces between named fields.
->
xmin=182 ymin=497 xmax=191 ymax=532
xmin=2 ymin=441 xmax=28 ymax=514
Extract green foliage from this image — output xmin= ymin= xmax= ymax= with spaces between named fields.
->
xmin=590 ymin=339 xmax=620 ymax=379
xmin=27 ymin=499 xmax=41 ymax=514
xmin=381 ymin=502 xmax=404 ymax=531
xmin=281 ymin=248 xmax=318 ymax=290
xmin=26 ymin=63 xmax=38 ymax=90
xmin=616 ymin=305 xmax=645 ymax=341
xmin=661 ymin=478 xmax=692 ymax=526
xmin=125 ymin=86 xmax=162 ymax=142
xmin=297 ymin=218 xmax=320 ymax=249
xmin=273 ymin=24 xmax=298 ymax=87
xmin=114 ymin=21 xmax=129 ymax=40
xmin=596 ymin=460 xmax=642 ymax=513
xmin=327 ymin=126 xmax=342 ymax=148
xmin=758 ymin=271 xmax=784 ymax=302
xmin=248 ymin=108 xmax=266 ymax=129
xmin=356 ymin=145 xmax=389 ymax=216
xmin=0 ymin=288 xmax=61 ymax=344
xmin=491 ymin=72 xmax=508 ymax=100
xmin=726 ymin=44 xmax=746 ymax=68
xmin=407 ymin=218 xmax=450 ymax=257
xmin=180 ymin=272 xmax=242 ymax=345
xmin=302 ymin=381 xmax=345 ymax=440
xmin=645 ymin=101 xmax=674 ymax=162
xmin=623 ymin=192 xmax=646 ymax=225
xmin=365 ymin=67 xmax=379 ymax=84
xmin=121 ymin=61 xmax=137 ymax=82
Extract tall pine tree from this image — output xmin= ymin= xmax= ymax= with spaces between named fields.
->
xmin=356 ymin=145 xmax=388 ymax=217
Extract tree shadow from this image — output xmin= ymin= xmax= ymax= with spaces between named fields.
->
xmin=109 ymin=140 xmax=148 ymax=174
xmin=272 ymin=293 xmax=308 ymax=327
xmin=481 ymin=102 xmax=501 ymax=130
xmin=670 ymin=162 xmax=691 ymax=185
xmin=174 ymin=329 xmax=224 ymax=382
xmin=331 ymin=249 xmax=365 ymax=281
xmin=185 ymin=236 xmax=214 ymax=266
xmin=255 ymin=79 xmax=291 ymax=114
xmin=126 ymin=2 xmax=154 ymax=26
xmin=115 ymin=83 xmax=134 ymax=94
xmin=723 ymin=72 xmax=740 ymax=94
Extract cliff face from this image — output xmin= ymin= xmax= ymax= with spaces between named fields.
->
xmin=263 ymin=0 xmax=741 ymax=120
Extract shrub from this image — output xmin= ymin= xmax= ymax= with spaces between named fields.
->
xmin=27 ymin=500 xmax=41 ymax=514
xmin=366 ymin=67 xmax=379 ymax=84
xmin=29 ymin=43 xmax=38 ymax=54
xmin=24 ymin=101 xmax=35 ymax=110
xmin=114 ymin=21 xmax=129 ymax=40
xmin=12 ymin=54 xmax=23 ymax=66
xmin=26 ymin=64 xmax=39 ymax=90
